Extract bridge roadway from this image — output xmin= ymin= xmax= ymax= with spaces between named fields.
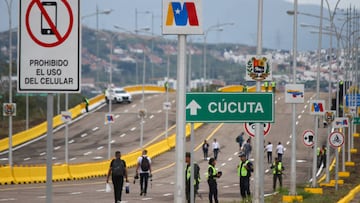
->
xmin=0 ymin=92 xmax=329 ymax=202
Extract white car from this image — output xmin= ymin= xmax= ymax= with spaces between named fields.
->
xmin=105 ymin=87 xmax=132 ymax=104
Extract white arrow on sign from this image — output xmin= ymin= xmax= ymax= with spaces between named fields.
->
xmin=186 ymin=100 xmax=201 ymax=115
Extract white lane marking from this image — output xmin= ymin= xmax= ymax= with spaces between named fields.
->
xmin=304 ymin=104 xmax=308 ymax=109
xmin=93 ymin=156 xmax=103 ymax=160
xmin=70 ymin=192 xmax=82 ymax=195
xmin=120 ymin=133 xmax=126 ymax=138
xmin=92 ymin=127 xmax=99 ymax=131
xmin=81 ymin=133 xmax=88 ymax=138
xmin=265 ymin=169 xmax=270 ymax=173
xmin=68 ymin=139 xmax=75 ymax=144
xmin=298 ymin=115 xmax=302 ymax=119
xmin=172 ymin=100 xmax=175 ymax=103
xmin=70 ymin=157 xmax=76 ymax=161
xmin=142 ymin=197 xmax=152 ymax=201
xmin=124 ymin=109 xmax=129 ymax=113
xmin=233 ymin=183 xmax=239 ymax=187
xmin=40 ymin=152 xmax=46 ymax=156
xmin=221 ymin=163 xmax=226 ymax=167
xmin=296 ymin=121 xmax=299 ymax=125
xmin=96 ymin=189 xmax=105 ymax=192
xmin=301 ymin=110 xmax=305 ymax=114
xmin=157 ymin=110 xmax=162 ymax=113
xmin=223 ymin=185 xmax=230 ymax=188
xmin=170 ymin=181 xmax=175 ymax=185
xmin=228 ymin=157 xmax=233 ymax=161
xmin=110 ymin=140 xmax=115 ymax=144
xmin=286 ymin=141 xmax=290 ymax=145
xmin=289 ymin=134 xmax=292 ymax=138
xmin=0 ymin=158 xmax=8 ymax=161
xmin=52 ymin=157 xmax=56 ymax=160
xmin=0 ymin=198 xmax=16 ymax=201
xmin=24 ymin=157 xmax=31 ymax=161
xmin=115 ymin=115 xmax=120 ymax=119
xmin=233 ymin=152 xmax=238 ymax=156
xmin=149 ymin=115 xmax=154 ymax=119
xmin=37 ymin=196 xmax=46 ymax=199
xmin=163 ymin=193 xmax=172 ymax=197
xmin=296 ymin=159 xmax=307 ymax=163
xmin=130 ymin=127 xmax=136 ymax=131
xmin=54 ymin=146 xmax=61 ymax=150
xmin=97 ymin=146 xmax=104 ymax=150
xmin=131 ymin=104 xmax=136 ymax=108
xmin=84 ymin=151 xmax=92 ymax=156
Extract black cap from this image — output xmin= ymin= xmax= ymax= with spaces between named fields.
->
xmin=238 ymin=152 xmax=246 ymax=157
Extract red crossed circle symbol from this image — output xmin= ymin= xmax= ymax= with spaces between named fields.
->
xmin=26 ymin=0 xmax=73 ymax=47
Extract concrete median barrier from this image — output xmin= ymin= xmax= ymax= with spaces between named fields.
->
xmin=0 ymin=166 xmax=15 ymax=185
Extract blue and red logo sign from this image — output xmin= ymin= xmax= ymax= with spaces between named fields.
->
xmin=309 ymin=100 xmax=325 ymax=115
xmin=162 ymin=0 xmax=202 ymax=35
xmin=165 ymin=2 xmax=199 ymax=26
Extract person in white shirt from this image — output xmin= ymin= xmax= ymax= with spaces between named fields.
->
xmin=264 ymin=141 xmax=273 ymax=164
xmin=276 ymin=142 xmax=284 ymax=162
xmin=212 ymin=139 xmax=220 ymax=160
xmin=136 ymin=150 xmax=152 ymax=196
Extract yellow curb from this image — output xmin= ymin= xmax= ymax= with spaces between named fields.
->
xmin=345 ymin=162 xmax=355 ymax=167
xmin=282 ymin=195 xmax=303 ymax=202
xmin=304 ymin=187 xmax=323 ymax=194
xmin=350 ymin=148 xmax=358 ymax=154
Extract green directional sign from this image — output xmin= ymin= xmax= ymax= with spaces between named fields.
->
xmin=186 ymin=92 xmax=274 ymax=123
xmin=354 ymin=117 xmax=360 ymax=125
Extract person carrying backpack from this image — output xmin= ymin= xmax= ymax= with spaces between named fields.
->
xmin=106 ymin=151 xmax=128 ymax=203
xmin=136 ymin=150 xmax=152 ymax=196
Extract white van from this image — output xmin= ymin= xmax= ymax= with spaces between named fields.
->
xmin=105 ymin=87 xmax=132 ymax=104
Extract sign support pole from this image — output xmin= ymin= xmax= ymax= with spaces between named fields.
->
xmin=46 ymin=94 xmax=54 ymax=203
xmin=175 ymin=34 xmax=187 ymax=203
xmin=65 ymin=93 xmax=69 ymax=164
xmin=254 ymin=0 xmax=264 ymax=202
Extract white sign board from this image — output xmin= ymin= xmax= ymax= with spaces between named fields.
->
xmin=285 ymin=84 xmax=304 ymax=103
xmin=332 ymin=117 xmax=349 ymax=128
xmin=309 ymin=100 xmax=325 ymax=115
xmin=18 ymin=0 xmax=80 ymax=93
xmin=61 ymin=111 xmax=72 ymax=122
xmin=162 ymin=0 xmax=203 ymax=35
xmin=105 ymin=114 xmax=114 ymax=125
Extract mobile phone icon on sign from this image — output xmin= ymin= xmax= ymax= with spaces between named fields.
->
xmin=41 ymin=1 xmax=57 ymax=35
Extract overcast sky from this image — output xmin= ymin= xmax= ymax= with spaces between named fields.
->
xmin=1 ymin=0 xmax=360 ymax=51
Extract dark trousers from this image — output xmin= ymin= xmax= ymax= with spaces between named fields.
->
xmin=186 ymin=181 xmax=198 ymax=203
xmin=273 ymin=174 xmax=282 ymax=190
xmin=277 ymin=153 xmax=283 ymax=162
xmin=213 ymin=149 xmax=219 ymax=160
xmin=208 ymin=179 xmax=218 ymax=203
xmin=112 ymin=175 xmax=124 ymax=203
xmin=267 ymin=152 xmax=272 ymax=164
xmin=203 ymin=148 xmax=208 ymax=160
xmin=140 ymin=173 xmax=149 ymax=194
xmin=240 ymin=176 xmax=250 ymax=199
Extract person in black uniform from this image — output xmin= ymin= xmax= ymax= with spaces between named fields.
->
xmin=207 ymin=157 xmax=221 ymax=203
xmin=106 ymin=151 xmax=129 ymax=203
xmin=185 ymin=152 xmax=200 ymax=203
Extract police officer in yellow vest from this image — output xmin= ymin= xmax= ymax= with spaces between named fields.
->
xmin=271 ymin=81 xmax=276 ymax=92
xmin=264 ymin=81 xmax=269 ymax=92
xmin=185 ymin=152 xmax=200 ymax=203
xmin=271 ymin=157 xmax=284 ymax=191
xmin=207 ymin=157 xmax=221 ymax=203
xmin=238 ymin=152 xmax=253 ymax=202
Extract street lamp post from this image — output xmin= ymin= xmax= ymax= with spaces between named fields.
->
xmin=5 ymin=0 xmax=13 ymax=167
xmin=82 ymin=6 xmax=113 ymax=84
xmin=203 ymin=22 xmax=234 ymax=92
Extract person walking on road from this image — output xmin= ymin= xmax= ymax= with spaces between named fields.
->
xmin=238 ymin=152 xmax=253 ymax=202
xmin=207 ymin=157 xmax=221 ymax=203
xmin=106 ymin=151 xmax=129 ymax=203
xmin=236 ymin=132 xmax=245 ymax=151
xmin=202 ymin=140 xmax=209 ymax=160
xmin=185 ymin=152 xmax=201 ymax=203
xmin=243 ymin=139 xmax=252 ymax=160
xmin=136 ymin=150 xmax=152 ymax=196
xmin=212 ymin=139 xmax=220 ymax=160
xmin=276 ymin=142 xmax=284 ymax=161
xmin=271 ymin=157 xmax=284 ymax=191
xmin=318 ymin=144 xmax=327 ymax=168
xmin=264 ymin=141 xmax=273 ymax=164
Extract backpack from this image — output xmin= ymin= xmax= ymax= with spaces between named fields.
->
xmin=141 ymin=156 xmax=150 ymax=171
xmin=112 ymin=158 xmax=125 ymax=176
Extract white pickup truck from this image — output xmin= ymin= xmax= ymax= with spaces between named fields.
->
xmin=105 ymin=87 xmax=132 ymax=104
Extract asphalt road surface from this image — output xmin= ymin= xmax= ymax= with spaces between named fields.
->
xmin=0 ymin=92 xmax=330 ymax=202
